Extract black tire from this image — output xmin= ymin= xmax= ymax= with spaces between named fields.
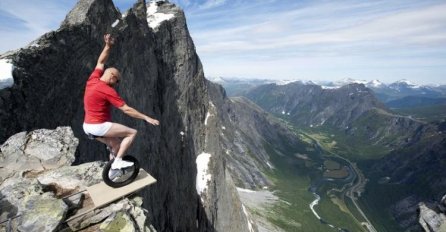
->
xmin=102 ymin=155 xmax=140 ymax=188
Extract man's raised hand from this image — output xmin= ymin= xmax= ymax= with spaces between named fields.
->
xmin=104 ymin=34 xmax=115 ymax=47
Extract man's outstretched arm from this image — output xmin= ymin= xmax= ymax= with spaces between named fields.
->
xmin=119 ymin=104 xmax=160 ymax=126
xmin=96 ymin=34 xmax=115 ymax=70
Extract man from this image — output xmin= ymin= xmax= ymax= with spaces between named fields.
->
xmin=83 ymin=34 xmax=159 ymax=172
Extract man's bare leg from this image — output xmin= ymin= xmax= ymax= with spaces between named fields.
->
xmin=103 ymin=123 xmax=137 ymax=158
xmin=96 ymin=137 xmax=121 ymax=160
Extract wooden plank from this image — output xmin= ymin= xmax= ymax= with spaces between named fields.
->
xmin=86 ymin=169 xmax=156 ymax=208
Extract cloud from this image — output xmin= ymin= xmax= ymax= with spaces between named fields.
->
xmin=198 ymin=0 xmax=228 ymax=10
xmin=191 ymin=2 xmax=446 ymax=55
xmin=0 ymin=0 xmax=77 ymax=53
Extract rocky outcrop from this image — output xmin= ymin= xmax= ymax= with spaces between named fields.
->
xmin=419 ymin=199 xmax=446 ymax=232
xmin=0 ymin=127 xmax=152 ymax=231
xmin=0 ymin=0 xmax=253 ymax=231
xmin=0 ymin=127 xmax=77 ymax=182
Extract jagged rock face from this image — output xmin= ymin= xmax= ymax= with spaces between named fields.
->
xmin=0 ymin=0 xmax=251 ymax=231
xmin=0 ymin=127 xmax=152 ymax=231
xmin=207 ymin=81 xmax=302 ymax=189
xmin=419 ymin=202 xmax=446 ymax=232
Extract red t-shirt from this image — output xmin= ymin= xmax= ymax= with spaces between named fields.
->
xmin=83 ymin=68 xmax=125 ymax=123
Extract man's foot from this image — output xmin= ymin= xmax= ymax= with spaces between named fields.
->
xmin=108 ymin=168 xmax=123 ymax=180
xmin=111 ymin=158 xmax=134 ymax=169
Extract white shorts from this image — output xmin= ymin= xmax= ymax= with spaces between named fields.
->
xmin=83 ymin=122 xmax=113 ymax=137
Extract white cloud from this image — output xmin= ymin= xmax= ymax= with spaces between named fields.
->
xmin=193 ymin=3 xmax=446 ymax=55
xmin=0 ymin=0 xmax=76 ymax=53
xmin=199 ymin=0 xmax=227 ymax=10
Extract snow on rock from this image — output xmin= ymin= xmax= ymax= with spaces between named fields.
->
xmin=266 ymin=162 xmax=274 ymax=169
xmin=237 ymin=187 xmax=255 ymax=193
xmin=111 ymin=19 xmax=119 ymax=27
xmin=0 ymin=59 xmax=14 ymax=89
xmin=205 ymin=112 xmax=212 ymax=125
xmin=367 ymin=79 xmax=384 ymax=87
xmin=196 ymin=153 xmax=212 ymax=199
xmin=146 ymin=1 xmax=175 ymax=29
xmin=321 ymin=85 xmax=341 ymax=89
xmin=275 ymin=80 xmax=299 ymax=86
xmin=241 ymin=204 xmax=255 ymax=232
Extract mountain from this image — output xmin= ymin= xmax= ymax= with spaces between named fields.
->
xmin=242 ymin=80 xmax=446 ymax=230
xmin=207 ymin=76 xmax=273 ymax=96
xmin=368 ymin=80 xmax=446 ymax=102
xmin=0 ymin=0 xmax=253 ymax=231
xmin=243 ymin=82 xmax=425 ymax=154
xmin=207 ymin=81 xmax=304 ymax=189
xmin=386 ymin=96 xmax=446 ymax=109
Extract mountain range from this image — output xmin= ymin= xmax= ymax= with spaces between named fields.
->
xmin=233 ymin=79 xmax=446 ymax=231
xmin=209 ymin=77 xmax=446 ymax=102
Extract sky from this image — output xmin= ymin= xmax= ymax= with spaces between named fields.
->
xmin=0 ymin=0 xmax=445 ymax=85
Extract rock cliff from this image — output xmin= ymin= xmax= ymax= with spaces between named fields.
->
xmin=0 ymin=127 xmax=153 ymax=231
xmin=0 ymin=0 xmax=253 ymax=231
xmin=207 ymin=82 xmax=303 ymax=189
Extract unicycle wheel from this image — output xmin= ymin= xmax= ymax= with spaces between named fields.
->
xmin=102 ymin=155 xmax=140 ymax=188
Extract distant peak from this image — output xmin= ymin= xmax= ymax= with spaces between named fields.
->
xmin=275 ymin=80 xmax=300 ymax=86
xmin=333 ymin=78 xmax=367 ymax=86
xmin=367 ymin=79 xmax=384 ymax=87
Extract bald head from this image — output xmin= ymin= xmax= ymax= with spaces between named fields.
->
xmin=104 ymin=67 xmax=121 ymax=78
xmin=101 ymin=67 xmax=121 ymax=86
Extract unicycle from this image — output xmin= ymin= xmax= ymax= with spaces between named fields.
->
xmin=102 ymin=146 xmax=140 ymax=188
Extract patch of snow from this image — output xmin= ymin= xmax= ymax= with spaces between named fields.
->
xmin=241 ymin=204 xmax=255 ymax=232
xmin=208 ymin=76 xmax=225 ymax=83
xmin=336 ymin=78 xmax=367 ymax=85
xmin=275 ymin=80 xmax=299 ymax=85
xmin=0 ymin=59 xmax=14 ymax=89
xmin=209 ymin=101 xmax=215 ymax=108
xmin=281 ymin=110 xmax=285 ymax=115
xmin=29 ymin=41 xmax=40 ymax=48
xmin=147 ymin=1 xmax=175 ymax=29
xmin=320 ymin=118 xmax=326 ymax=126
xmin=309 ymin=193 xmax=321 ymax=220
xmin=180 ymin=131 xmax=185 ymax=136
xmin=287 ymin=112 xmax=290 ymax=115
xmin=205 ymin=112 xmax=213 ymax=125
xmin=266 ymin=161 xmax=274 ymax=169
xmin=111 ymin=19 xmax=119 ymax=28
xmin=237 ymin=187 xmax=255 ymax=193
xmin=367 ymin=79 xmax=384 ymax=88
xmin=221 ymin=126 xmax=226 ymax=130
xmin=196 ymin=153 xmax=212 ymax=198
xmin=321 ymin=85 xmax=340 ymax=89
